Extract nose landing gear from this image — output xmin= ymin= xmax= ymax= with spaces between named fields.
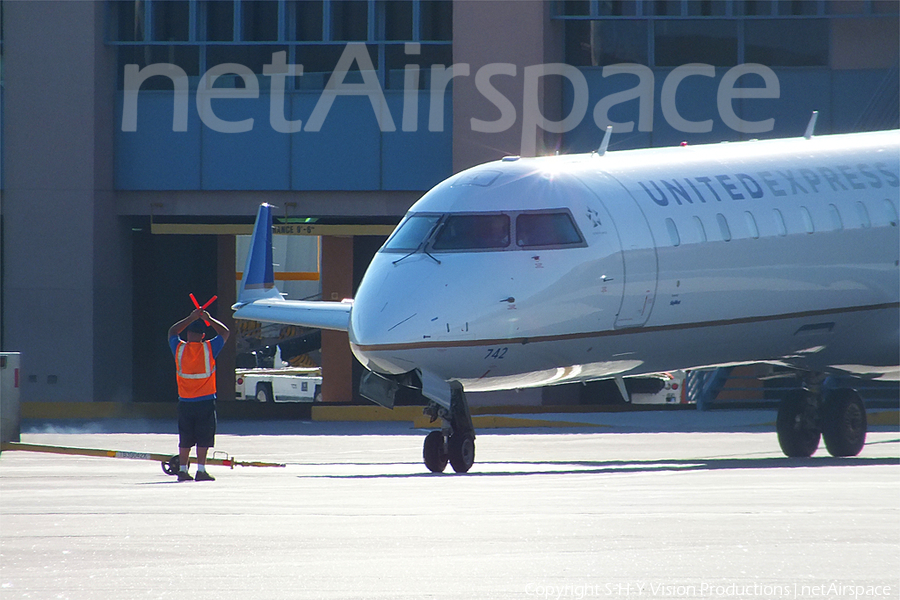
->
xmin=422 ymin=382 xmax=476 ymax=473
xmin=423 ymin=430 xmax=448 ymax=473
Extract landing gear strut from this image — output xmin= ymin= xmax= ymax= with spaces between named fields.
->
xmin=422 ymin=382 xmax=476 ymax=473
xmin=776 ymin=379 xmax=867 ymax=458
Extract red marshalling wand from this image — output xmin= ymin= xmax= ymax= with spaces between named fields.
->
xmin=189 ymin=293 xmax=218 ymax=325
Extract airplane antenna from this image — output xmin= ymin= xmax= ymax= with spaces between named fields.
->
xmin=803 ymin=111 xmax=818 ymax=140
xmin=596 ymin=125 xmax=613 ymax=156
xmin=614 ymin=376 xmax=630 ymax=404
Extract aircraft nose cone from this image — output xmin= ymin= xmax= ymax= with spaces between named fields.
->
xmin=350 ymin=256 xmax=409 ymax=344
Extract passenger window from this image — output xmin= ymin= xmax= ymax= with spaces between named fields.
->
xmin=716 ymin=213 xmax=732 ymax=242
xmin=515 ymin=212 xmax=583 ymax=247
xmin=432 ymin=214 xmax=510 ymax=250
xmin=856 ymin=201 xmax=871 ymax=228
xmin=828 ymin=204 xmax=843 ymax=231
xmin=383 ymin=214 xmax=441 ymax=252
xmin=693 ymin=216 xmax=707 ymax=242
xmin=665 ymin=218 xmax=681 ymax=247
xmin=800 ymin=206 xmax=815 ymax=233
xmin=744 ymin=211 xmax=759 ymax=239
xmin=773 ymin=208 xmax=787 ymax=236
xmin=883 ymin=199 xmax=899 ymax=226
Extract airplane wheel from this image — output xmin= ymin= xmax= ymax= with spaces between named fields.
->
xmin=776 ymin=392 xmax=820 ymax=458
xmin=448 ymin=433 xmax=475 ymax=473
xmin=423 ymin=431 xmax=448 ymax=473
xmin=822 ymin=391 xmax=866 ymax=457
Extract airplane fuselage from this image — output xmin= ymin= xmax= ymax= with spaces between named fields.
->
xmin=349 ymin=131 xmax=900 ymax=391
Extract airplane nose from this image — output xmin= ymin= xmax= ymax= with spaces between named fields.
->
xmin=349 ymin=254 xmax=436 ymax=347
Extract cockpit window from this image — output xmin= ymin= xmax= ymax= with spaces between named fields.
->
xmin=383 ymin=214 xmax=441 ymax=252
xmin=432 ymin=214 xmax=510 ymax=250
xmin=516 ymin=212 xmax=583 ymax=247
xmin=382 ymin=210 xmax=586 ymax=256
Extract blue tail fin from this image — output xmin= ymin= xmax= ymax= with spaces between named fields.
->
xmin=236 ymin=204 xmax=282 ymax=306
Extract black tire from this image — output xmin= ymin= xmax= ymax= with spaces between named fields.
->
xmin=256 ymin=383 xmax=273 ymax=403
xmin=448 ymin=433 xmax=475 ymax=473
xmin=423 ymin=431 xmax=448 ymax=473
xmin=822 ymin=391 xmax=867 ymax=457
xmin=162 ymin=455 xmax=180 ymax=476
xmin=776 ymin=392 xmax=821 ymax=457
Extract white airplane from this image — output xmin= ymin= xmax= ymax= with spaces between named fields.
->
xmin=233 ymin=124 xmax=900 ymax=473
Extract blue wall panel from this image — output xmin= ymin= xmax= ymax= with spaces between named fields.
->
xmin=382 ymin=92 xmax=452 ymax=191
xmin=649 ymin=67 xmax=737 ymax=147
xmin=831 ymin=69 xmax=891 ymax=133
xmin=739 ymin=69 xmax=832 ymax=139
xmin=116 ymin=90 xmax=450 ymax=191
xmin=200 ymin=94 xmax=290 ymax=190
xmin=564 ymin=67 xmax=653 ymax=153
xmin=291 ymin=93 xmax=382 ymax=191
xmin=115 ymin=93 xmax=202 ymax=190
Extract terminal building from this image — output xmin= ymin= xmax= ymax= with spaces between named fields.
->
xmin=1 ymin=0 xmax=898 ymax=406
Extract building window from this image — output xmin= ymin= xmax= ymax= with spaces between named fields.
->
xmin=109 ymin=0 xmax=452 ymax=89
xmin=420 ymin=0 xmax=452 ymax=41
xmin=331 ymin=0 xmax=369 ymax=41
xmin=153 ymin=1 xmax=190 ymax=42
xmin=295 ymin=1 xmax=324 ymax=41
xmin=379 ymin=0 xmax=413 ymax=41
xmin=687 ymin=1 xmax=728 ymax=16
xmin=115 ymin=0 xmax=143 ymax=42
xmin=565 ymin=20 xmax=648 ymax=66
xmin=740 ymin=1 xmax=776 ymax=17
xmin=652 ymin=1 xmax=683 ymax=16
xmin=654 ymin=20 xmax=738 ymax=67
xmin=778 ymin=1 xmax=821 ymax=16
xmin=242 ymin=0 xmax=279 ymax=41
xmin=205 ymin=0 xmax=235 ymax=42
xmin=745 ymin=19 xmax=828 ymax=66
xmin=560 ymin=0 xmax=590 ymax=16
xmin=553 ymin=0 xmax=897 ymax=68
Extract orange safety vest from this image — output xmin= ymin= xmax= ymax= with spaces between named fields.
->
xmin=175 ymin=340 xmax=217 ymax=399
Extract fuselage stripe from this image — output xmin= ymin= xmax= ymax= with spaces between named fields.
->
xmin=352 ymin=302 xmax=899 ymax=352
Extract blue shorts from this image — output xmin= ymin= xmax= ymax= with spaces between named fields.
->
xmin=178 ymin=399 xmax=216 ymax=449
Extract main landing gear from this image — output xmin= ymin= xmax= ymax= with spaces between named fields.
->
xmin=422 ymin=382 xmax=476 ymax=473
xmin=776 ymin=378 xmax=867 ymax=458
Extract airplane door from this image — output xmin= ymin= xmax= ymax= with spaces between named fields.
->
xmin=578 ymin=171 xmax=659 ymax=328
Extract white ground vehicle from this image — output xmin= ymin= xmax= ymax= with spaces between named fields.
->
xmin=235 ymin=368 xmax=322 ymax=403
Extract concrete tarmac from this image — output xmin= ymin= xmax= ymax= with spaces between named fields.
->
xmin=1 ymin=413 xmax=898 ymax=600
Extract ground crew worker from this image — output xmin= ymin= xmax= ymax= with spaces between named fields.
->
xmin=168 ymin=308 xmax=230 ymax=481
